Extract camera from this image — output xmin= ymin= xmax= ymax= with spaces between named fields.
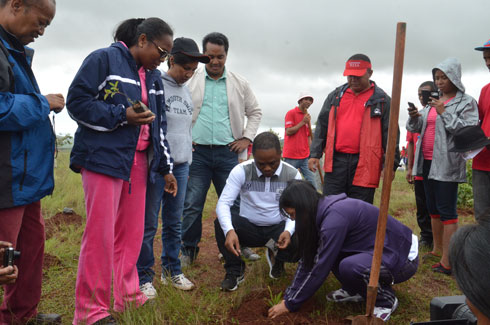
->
xmin=421 ymin=90 xmax=440 ymax=106
xmin=411 ymin=296 xmax=476 ymax=325
xmin=3 ymin=247 xmax=20 ymax=267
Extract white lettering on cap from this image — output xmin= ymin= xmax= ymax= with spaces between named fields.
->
xmin=349 ymin=61 xmax=361 ymax=68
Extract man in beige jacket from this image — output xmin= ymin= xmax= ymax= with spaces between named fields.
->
xmin=181 ymin=32 xmax=262 ymax=265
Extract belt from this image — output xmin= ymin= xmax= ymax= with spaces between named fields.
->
xmin=194 ymin=144 xmax=228 ymax=149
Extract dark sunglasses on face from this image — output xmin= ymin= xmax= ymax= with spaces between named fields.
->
xmin=150 ymin=40 xmax=169 ymax=61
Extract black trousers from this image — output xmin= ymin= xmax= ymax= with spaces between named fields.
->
xmin=323 ymin=151 xmax=376 ymax=204
xmin=214 ymin=214 xmax=299 ymax=276
xmin=414 ymin=179 xmax=432 ymax=242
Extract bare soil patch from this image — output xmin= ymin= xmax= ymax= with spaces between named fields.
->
xmin=44 ymin=212 xmax=83 ymax=240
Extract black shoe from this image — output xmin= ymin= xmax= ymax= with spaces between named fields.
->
xmin=221 ymin=273 xmax=245 ymax=291
xmin=419 ymin=239 xmax=433 ymax=249
xmin=266 ymin=246 xmax=285 ymax=279
xmin=93 ymin=315 xmax=118 ymax=325
xmin=271 ymin=260 xmax=285 ymax=279
xmin=26 ymin=314 xmax=62 ymax=324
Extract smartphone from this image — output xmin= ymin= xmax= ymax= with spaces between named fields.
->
xmin=408 ymin=102 xmax=415 ymax=109
xmin=421 ymin=90 xmax=440 ymax=106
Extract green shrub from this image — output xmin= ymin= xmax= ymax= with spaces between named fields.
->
xmin=457 ymin=160 xmax=473 ymax=209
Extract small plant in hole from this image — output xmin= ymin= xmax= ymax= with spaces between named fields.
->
xmin=264 ymin=286 xmax=283 ymax=307
xmin=104 ymin=81 xmax=154 ymax=115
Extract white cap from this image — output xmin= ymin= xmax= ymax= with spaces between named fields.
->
xmin=297 ymin=91 xmax=314 ymax=104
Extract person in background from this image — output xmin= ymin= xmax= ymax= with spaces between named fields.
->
xmin=472 ymin=38 xmax=490 ymax=223
xmin=137 ymin=37 xmax=210 ymax=298
xmin=181 ymin=32 xmax=262 ymax=266
xmin=215 ymin=132 xmax=300 ymax=291
xmin=283 ymin=92 xmax=317 ymax=188
xmin=67 ymin=18 xmax=176 ymax=324
xmin=407 ymin=57 xmax=478 ymax=276
xmin=0 ymin=0 xmax=64 ymax=323
xmin=450 ymin=222 xmax=490 ymax=324
xmin=309 ymin=53 xmax=399 ymax=204
xmin=406 ymin=81 xmax=437 ymax=249
xmin=268 ymin=180 xmax=418 ymax=322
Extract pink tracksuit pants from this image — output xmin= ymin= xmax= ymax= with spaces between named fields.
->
xmin=73 ymin=151 xmax=148 ymax=324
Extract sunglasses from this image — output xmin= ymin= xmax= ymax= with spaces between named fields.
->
xmin=281 ymin=208 xmax=293 ymax=220
xmin=150 ymin=40 xmax=169 ymax=61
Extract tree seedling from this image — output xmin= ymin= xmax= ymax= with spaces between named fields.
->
xmin=103 ymin=81 xmax=154 ymax=115
xmin=264 ymin=286 xmax=283 ymax=307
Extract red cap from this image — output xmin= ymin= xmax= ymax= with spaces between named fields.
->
xmin=343 ymin=60 xmax=372 ymax=77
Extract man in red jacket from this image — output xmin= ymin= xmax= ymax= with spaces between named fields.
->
xmin=308 ymin=54 xmax=399 ymax=204
xmin=472 ymin=38 xmax=490 ymax=222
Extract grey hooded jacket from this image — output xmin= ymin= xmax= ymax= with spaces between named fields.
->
xmin=406 ymin=57 xmax=478 ymax=182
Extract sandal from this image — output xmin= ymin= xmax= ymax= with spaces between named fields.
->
xmin=432 ymin=263 xmax=452 ymax=276
xmin=422 ymin=251 xmax=441 ymax=262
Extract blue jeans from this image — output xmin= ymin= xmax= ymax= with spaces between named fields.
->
xmin=181 ymin=145 xmax=238 ymax=259
xmin=137 ymin=162 xmax=189 ymax=284
xmin=283 ymin=157 xmax=317 ymax=189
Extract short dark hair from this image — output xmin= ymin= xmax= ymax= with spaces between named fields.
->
xmin=202 ymin=32 xmax=229 ymax=53
xmin=252 ymin=132 xmax=281 ymax=155
xmin=450 ymin=223 xmax=490 ymax=319
xmin=419 ymin=80 xmax=437 ymax=91
xmin=167 ymin=52 xmax=199 ymax=68
xmin=348 ymin=53 xmax=371 ymax=63
xmin=114 ymin=17 xmax=173 ymax=48
xmin=279 ymin=180 xmax=321 ymax=269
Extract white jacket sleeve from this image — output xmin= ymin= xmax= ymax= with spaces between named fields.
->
xmin=216 ymin=165 xmax=245 ymax=235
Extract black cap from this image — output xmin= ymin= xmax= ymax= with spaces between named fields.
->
xmin=449 ymin=125 xmax=490 ymax=152
xmin=171 ymin=37 xmax=210 ymax=63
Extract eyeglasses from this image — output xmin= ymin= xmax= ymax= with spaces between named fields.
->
xmin=150 ymin=41 xmax=169 ymax=61
xmin=281 ymin=208 xmax=292 ymax=220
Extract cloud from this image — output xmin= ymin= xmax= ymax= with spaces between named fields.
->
xmin=29 ymin=0 xmax=489 ymax=138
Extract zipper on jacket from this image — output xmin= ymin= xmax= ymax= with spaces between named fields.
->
xmin=19 ymin=150 xmax=27 ymax=191
xmin=128 ymin=177 xmax=132 ymax=194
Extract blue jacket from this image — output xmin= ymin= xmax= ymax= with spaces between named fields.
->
xmin=67 ymin=42 xmax=173 ymax=182
xmin=284 ymin=194 xmax=413 ymax=312
xmin=0 ymin=26 xmax=54 ymax=209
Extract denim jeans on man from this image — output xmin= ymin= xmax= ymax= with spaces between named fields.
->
xmin=283 ymin=158 xmax=317 ymax=189
xmin=137 ymin=163 xmax=189 ymax=285
xmin=181 ymin=145 xmax=239 ymax=260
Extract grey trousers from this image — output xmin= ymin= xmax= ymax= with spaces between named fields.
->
xmin=473 ymin=169 xmax=490 ymax=223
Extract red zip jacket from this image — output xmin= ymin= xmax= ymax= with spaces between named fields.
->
xmin=311 ymin=82 xmax=400 ymax=188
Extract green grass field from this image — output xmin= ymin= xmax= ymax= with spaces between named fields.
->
xmin=1 ymin=151 xmax=474 ymax=324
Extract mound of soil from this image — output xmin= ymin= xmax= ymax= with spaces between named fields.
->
xmin=44 ymin=211 xmax=83 ymax=240
xmin=226 ymin=289 xmax=346 ymax=324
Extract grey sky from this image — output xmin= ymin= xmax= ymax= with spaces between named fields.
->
xmin=31 ymin=0 xmax=490 ymax=140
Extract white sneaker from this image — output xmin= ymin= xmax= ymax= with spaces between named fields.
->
xmin=373 ymin=297 xmax=399 ymax=322
xmin=161 ymin=273 xmax=195 ymax=291
xmin=139 ymin=282 xmax=157 ymax=299
xmin=326 ymin=288 xmax=364 ymax=303
xmin=241 ymin=247 xmax=260 ymax=261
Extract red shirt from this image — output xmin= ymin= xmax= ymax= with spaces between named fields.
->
xmin=406 ymin=131 xmax=423 ymax=180
xmin=283 ymin=106 xmax=310 ymax=159
xmin=335 ymin=84 xmax=375 ymax=153
xmin=473 ymin=83 xmax=490 ymax=171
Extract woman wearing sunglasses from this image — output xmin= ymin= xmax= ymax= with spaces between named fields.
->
xmin=67 ymin=18 xmax=176 ymax=325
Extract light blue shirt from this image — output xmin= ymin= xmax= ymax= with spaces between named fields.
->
xmin=192 ymin=68 xmax=235 ymax=145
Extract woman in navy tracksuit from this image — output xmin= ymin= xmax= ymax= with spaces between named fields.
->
xmin=67 ymin=18 xmax=176 ymax=325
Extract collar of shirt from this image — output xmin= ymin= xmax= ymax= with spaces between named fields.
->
xmin=346 ymin=82 xmax=375 ymax=96
xmin=205 ymin=66 xmax=227 ymax=81
xmin=255 ymin=160 xmax=283 ymax=178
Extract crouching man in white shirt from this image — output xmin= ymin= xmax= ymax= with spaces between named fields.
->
xmin=215 ymin=132 xmax=302 ymax=291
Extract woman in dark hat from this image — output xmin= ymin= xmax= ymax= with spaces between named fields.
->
xmin=137 ymin=37 xmax=210 ymax=296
